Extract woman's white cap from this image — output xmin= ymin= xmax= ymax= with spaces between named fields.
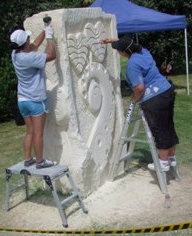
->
xmin=10 ymin=29 xmax=32 ymax=47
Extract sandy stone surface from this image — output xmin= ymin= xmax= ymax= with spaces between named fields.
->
xmin=0 ymin=164 xmax=192 ymax=235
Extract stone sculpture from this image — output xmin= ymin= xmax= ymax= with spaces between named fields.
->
xmin=24 ymin=8 xmax=124 ymax=196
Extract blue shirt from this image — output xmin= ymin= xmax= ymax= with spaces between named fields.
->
xmin=126 ymin=48 xmax=171 ymax=103
xmin=12 ymin=50 xmax=47 ymax=101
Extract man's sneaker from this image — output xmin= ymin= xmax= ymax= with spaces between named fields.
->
xmin=148 ymin=161 xmax=170 ymax=172
xmin=168 ymin=157 xmax=177 ymax=167
xmin=36 ymin=159 xmax=56 ymax=169
xmin=24 ymin=157 xmax=36 ymax=167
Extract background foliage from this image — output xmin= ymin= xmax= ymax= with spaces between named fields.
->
xmin=0 ymin=0 xmax=77 ymax=120
xmin=131 ymin=0 xmax=192 ymax=74
xmin=0 ymin=0 xmax=191 ymax=121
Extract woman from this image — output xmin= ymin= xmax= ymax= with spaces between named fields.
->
xmin=102 ymin=35 xmax=179 ymax=171
xmin=10 ymin=23 xmax=56 ymax=169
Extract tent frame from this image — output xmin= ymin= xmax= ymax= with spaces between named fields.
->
xmin=90 ymin=0 xmax=190 ymax=94
xmin=184 ymin=28 xmax=189 ymax=95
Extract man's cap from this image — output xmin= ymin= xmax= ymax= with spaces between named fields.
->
xmin=111 ymin=35 xmax=134 ymax=52
xmin=10 ymin=29 xmax=32 ymax=47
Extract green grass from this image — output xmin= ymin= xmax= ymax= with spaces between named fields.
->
xmin=0 ymin=122 xmax=25 ymax=201
xmin=0 ymin=74 xmax=192 ymax=235
xmin=121 ymin=73 xmax=192 ymax=165
xmin=174 ymin=92 xmax=192 ymax=164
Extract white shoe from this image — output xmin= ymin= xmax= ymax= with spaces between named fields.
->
xmin=36 ymin=159 xmax=57 ymax=169
xmin=168 ymin=157 xmax=177 ymax=166
xmin=148 ymin=161 xmax=170 ymax=172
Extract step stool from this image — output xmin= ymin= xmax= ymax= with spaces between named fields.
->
xmin=5 ymin=161 xmax=88 ymax=227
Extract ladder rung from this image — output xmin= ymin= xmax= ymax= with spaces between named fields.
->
xmin=8 ymin=184 xmax=27 ymax=196
xmin=120 ymin=136 xmax=153 ymax=145
xmin=60 ymin=193 xmax=78 ymax=206
xmin=127 ymin=137 xmax=152 ymax=144
xmin=119 ymin=135 xmax=137 ymax=143
xmin=119 ymin=153 xmax=131 ymax=163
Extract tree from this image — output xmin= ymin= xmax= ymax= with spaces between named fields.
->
xmin=87 ymin=0 xmax=191 ymax=74
xmin=131 ymin=0 xmax=192 ymax=75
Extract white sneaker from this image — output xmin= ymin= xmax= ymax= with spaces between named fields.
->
xmin=168 ymin=157 xmax=177 ymax=166
xmin=36 ymin=159 xmax=57 ymax=169
xmin=148 ymin=161 xmax=170 ymax=172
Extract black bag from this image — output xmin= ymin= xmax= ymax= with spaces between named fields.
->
xmin=12 ymin=102 xmax=25 ymax=126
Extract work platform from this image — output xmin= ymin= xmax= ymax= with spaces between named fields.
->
xmin=5 ymin=161 xmax=88 ymax=227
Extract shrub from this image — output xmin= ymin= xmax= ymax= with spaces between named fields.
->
xmin=0 ymin=55 xmax=17 ymax=121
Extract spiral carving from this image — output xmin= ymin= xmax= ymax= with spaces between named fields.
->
xmin=78 ymin=63 xmax=115 ymax=167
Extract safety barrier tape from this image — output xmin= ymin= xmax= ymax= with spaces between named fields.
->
xmin=0 ymin=221 xmax=192 ymax=234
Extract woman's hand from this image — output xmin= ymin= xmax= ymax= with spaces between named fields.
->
xmin=101 ymin=38 xmax=117 ymax=44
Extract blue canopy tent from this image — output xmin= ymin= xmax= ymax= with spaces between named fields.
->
xmin=90 ymin=0 xmax=189 ymax=94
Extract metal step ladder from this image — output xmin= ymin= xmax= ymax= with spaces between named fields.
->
xmin=5 ymin=161 xmax=88 ymax=227
xmin=109 ymin=101 xmax=181 ymax=207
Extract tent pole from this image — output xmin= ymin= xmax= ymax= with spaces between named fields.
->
xmin=184 ymin=28 xmax=190 ymax=95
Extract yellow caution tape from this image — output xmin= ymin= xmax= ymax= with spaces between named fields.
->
xmin=0 ymin=221 xmax=192 ymax=234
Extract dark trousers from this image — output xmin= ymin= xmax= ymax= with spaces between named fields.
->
xmin=140 ymin=87 xmax=179 ymax=149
